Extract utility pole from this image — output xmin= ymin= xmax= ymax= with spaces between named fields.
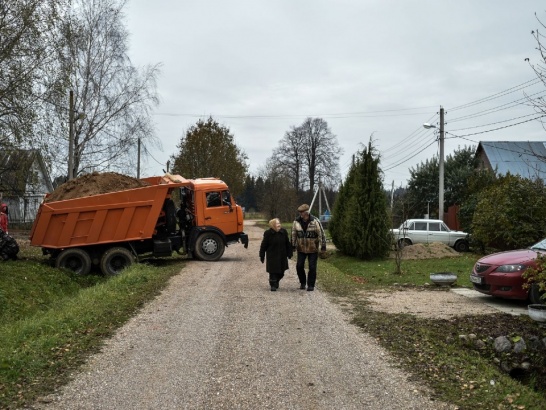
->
xmin=390 ymin=180 xmax=394 ymax=209
xmin=68 ymin=90 xmax=74 ymax=180
xmin=137 ymin=138 xmax=141 ymax=179
xmin=439 ymin=106 xmax=445 ymax=222
xmin=423 ymin=107 xmax=445 ymax=221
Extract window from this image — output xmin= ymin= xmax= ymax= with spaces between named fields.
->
xmin=429 ymin=222 xmax=440 ymax=231
xmin=206 ymin=192 xmax=221 ymax=207
xmin=414 ymin=222 xmax=427 ymax=231
xmin=221 ymin=191 xmax=232 ymax=206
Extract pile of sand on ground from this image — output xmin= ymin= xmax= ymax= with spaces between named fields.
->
xmin=389 ymin=242 xmax=461 ymax=260
xmin=362 ymin=289 xmax=499 ymax=319
xmin=45 ymin=172 xmax=149 ymax=202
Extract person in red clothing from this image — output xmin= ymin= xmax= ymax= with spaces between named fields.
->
xmin=0 ymin=203 xmax=7 ymax=234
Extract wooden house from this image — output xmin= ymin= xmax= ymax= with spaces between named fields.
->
xmin=0 ymin=149 xmax=54 ymax=225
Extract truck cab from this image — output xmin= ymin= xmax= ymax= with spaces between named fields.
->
xmin=179 ymin=178 xmax=248 ymax=261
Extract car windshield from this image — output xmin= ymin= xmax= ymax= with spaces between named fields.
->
xmin=530 ymin=238 xmax=546 ymax=251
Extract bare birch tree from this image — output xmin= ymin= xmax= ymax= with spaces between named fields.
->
xmin=272 ymin=117 xmax=342 ymax=193
xmin=0 ymin=0 xmax=66 ymax=147
xmin=42 ymin=0 xmax=161 ymax=179
xmin=271 ymin=125 xmax=307 ymax=191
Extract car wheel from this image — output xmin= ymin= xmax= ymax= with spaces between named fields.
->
xmin=100 ymin=247 xmax=135 ymax=276
xmin=194 ymin=232 xmax=225 ymax=261
xmin=528 ymin=283 xmax=545 ymax=305
xmin=56 ymin=248 xmax=92 ymax=275
xmin=397 ymin=238 xmax=411 ymax=249
xmin=454 ymin=240 xmax=469 ymax=252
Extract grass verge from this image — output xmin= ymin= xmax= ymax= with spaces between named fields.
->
xmin=319 ymin=251 xmax=546 ymax=410
xmin=0 ymin=251 xmax=184 ymax=409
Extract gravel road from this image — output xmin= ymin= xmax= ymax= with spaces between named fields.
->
xmin=31 ymin=222 xmax=454 ymax=410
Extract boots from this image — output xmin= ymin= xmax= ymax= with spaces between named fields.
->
xmin=269 ymin=280 xmax=279 ymax=291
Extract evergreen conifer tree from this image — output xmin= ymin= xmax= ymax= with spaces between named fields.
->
xmin=330 ymin=140 xmax=390 ymax=259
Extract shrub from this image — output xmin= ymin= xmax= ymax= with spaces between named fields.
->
xmin=522 ymin=253 xmax=546 ymax=301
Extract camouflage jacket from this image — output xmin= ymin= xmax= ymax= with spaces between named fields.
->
xmin=291 ymin=215 xmax=326 ymax=254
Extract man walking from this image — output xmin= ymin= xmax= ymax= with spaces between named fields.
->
xmin=291 ymin=204 xmax=326 ymax=291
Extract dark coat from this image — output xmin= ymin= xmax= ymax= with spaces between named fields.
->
xmin=259 ymin=228 xmax=293 ymax=274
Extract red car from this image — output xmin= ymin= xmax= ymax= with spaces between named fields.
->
xmin=470 ymin=238 xmax=546 ymax=304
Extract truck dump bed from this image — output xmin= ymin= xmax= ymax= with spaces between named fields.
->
xmin=30 ymin=175 xmax=189 ymax=249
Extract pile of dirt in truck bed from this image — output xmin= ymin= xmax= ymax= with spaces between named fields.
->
xmin=45 ymin=172 xmax=150 ymax=202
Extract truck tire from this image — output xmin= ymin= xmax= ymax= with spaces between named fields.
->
xmin=56 ymin=248 xmax=92 ymax=275
xmin=100 ymin=247 xmax=135 ymax=276
xmin=194 ymin=232 xmax=225 ymax=261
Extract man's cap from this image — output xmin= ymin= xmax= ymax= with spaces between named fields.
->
xmin=297 ymin=204 xmax=310 ymax=212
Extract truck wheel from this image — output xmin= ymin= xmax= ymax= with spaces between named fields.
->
xmin=56 ymin=248 xmax=92 ymax=275
xmin=100 ymin=247 xmax=135 ymax=276
xmin=194 ymin=232 xmax=225 ymax=261
xmin=454 ymin=240 xmax=469 ymax=252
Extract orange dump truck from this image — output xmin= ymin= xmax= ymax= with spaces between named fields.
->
xmin=29 ymin=174 xmax=248 ymax=275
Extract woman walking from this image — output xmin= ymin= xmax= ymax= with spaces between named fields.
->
xmin=259 ymin=218 xmax=293 ymax=291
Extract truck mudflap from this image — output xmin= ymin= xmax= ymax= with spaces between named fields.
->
xmin=225 ymin=232 xmax=248 ymax=248
xmin=240 ymin=232 xmax=249 ymax=248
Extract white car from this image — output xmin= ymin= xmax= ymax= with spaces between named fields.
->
xmin=391 ymin=219 xmax=470 ymax=252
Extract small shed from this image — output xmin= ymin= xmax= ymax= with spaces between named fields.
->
xmin=0 ymin=149 xmax=54 ymax=225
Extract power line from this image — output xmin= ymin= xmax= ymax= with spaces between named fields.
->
xmin=382 ymin=138 xmax=438 ymax=172
xmin=141 ymin=143 xmax=166 ymax=167
xmin=448 ymin=90 xmax=546 ymax=123
xmin=381 ymin=113 xmax=438 ymax=161
xmin=153 ymin=106 xmax=439 ymax=120
xmin=448 ymin=113 xmax=541 ymax=132
xmin=449 ymin=78 xmax=541 ymax=111
xmin=445 ymin=115 xmax=546 ymax=139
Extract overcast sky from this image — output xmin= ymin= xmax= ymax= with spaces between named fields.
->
xmin=125 ymin=0 xmax=546 ymax=188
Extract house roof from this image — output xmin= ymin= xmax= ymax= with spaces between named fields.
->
xmin=0 ymin=149 xmax=54 ymax=194
xmin=476 ymin=141 xmax=546 ymax=182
